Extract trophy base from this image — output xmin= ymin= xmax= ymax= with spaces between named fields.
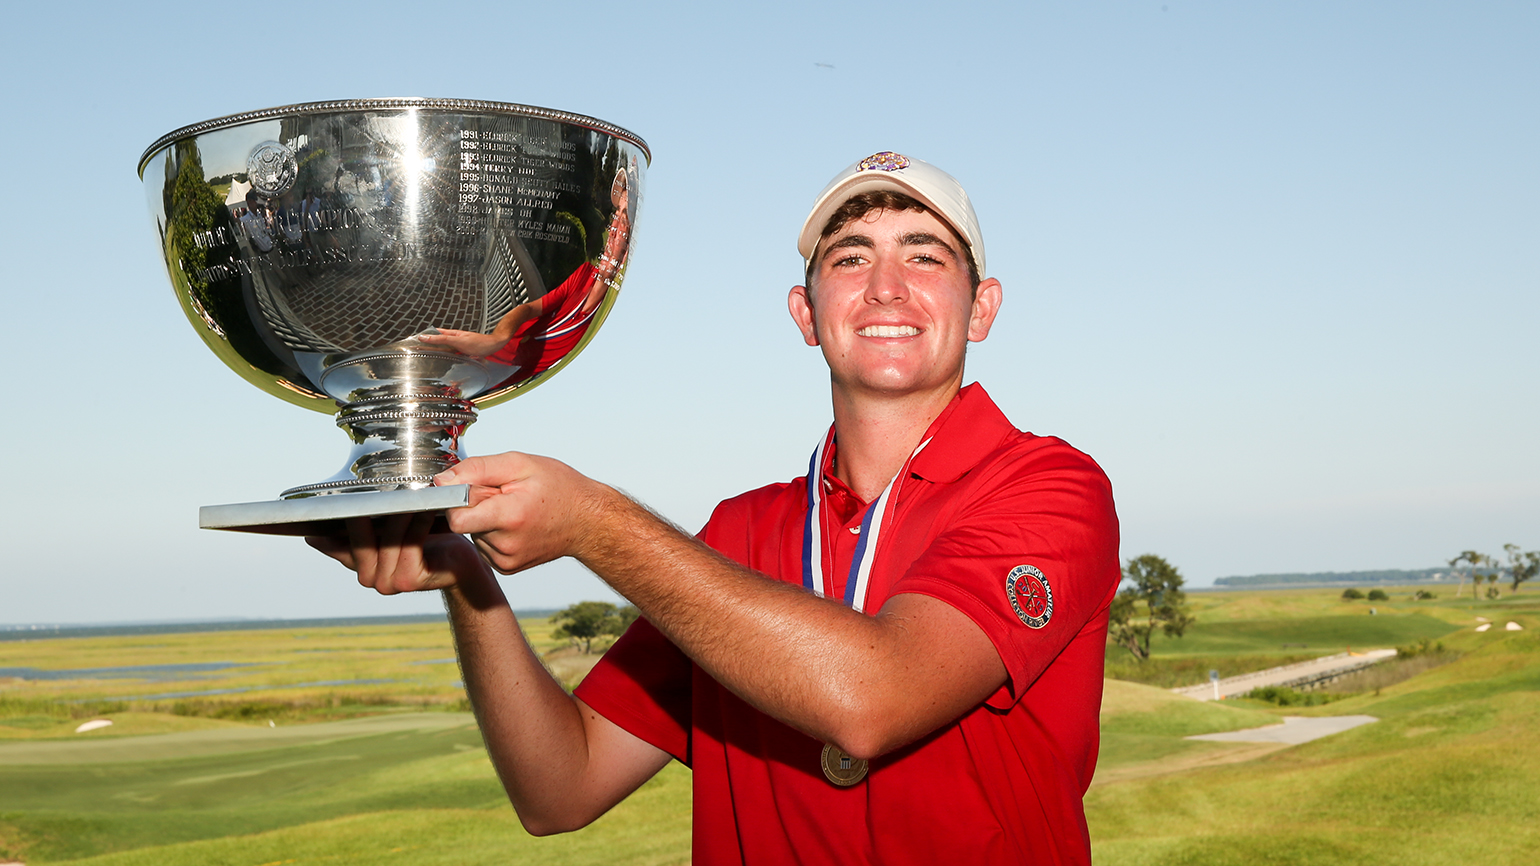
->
xmin=199 ymin=485 xmax=472 ymax=536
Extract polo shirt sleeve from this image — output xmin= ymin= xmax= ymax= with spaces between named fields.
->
xmin=573 ymin=616 xmax=693 ymax=764
xmin=889 ymin=437 xmax=1121 ymax=710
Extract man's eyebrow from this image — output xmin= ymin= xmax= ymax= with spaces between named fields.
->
xmin=823 ymin=233 xmax=874 ymax=256
xmin=900 ymin=232 xmax=959 ymax=259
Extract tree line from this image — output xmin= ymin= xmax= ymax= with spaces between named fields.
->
xmin=1448 ymin=545 xmax=1539 ymax=599
xmin=551 ymin=545 xmax=1534 ymax=667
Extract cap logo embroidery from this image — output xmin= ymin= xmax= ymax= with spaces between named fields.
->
xmin=1006 ymin=564 xmax=1053 ymax=629
xmin=858 ymin=151 xmax=910 ymax=172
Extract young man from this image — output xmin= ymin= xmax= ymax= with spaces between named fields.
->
xmin=310 ymin=153 xmax=1120 ymax=865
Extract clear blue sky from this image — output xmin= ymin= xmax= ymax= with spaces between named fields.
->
xmin=2 ymin=1 xmax=1535 ymax=624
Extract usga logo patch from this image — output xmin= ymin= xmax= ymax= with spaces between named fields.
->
xmin=1006 ymin=564 xmax=1053 ymax=629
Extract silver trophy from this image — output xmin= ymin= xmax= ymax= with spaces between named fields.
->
xmin=139 ymin=99 xmax=647 ymax=534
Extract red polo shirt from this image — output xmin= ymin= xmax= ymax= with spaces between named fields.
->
xmin=575 ymin=384 xmax=1120 ymax=865
xmin=488 ymin=261 xmax=603 ymax=379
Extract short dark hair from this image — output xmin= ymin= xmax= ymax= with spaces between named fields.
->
xmin=804 ymin=190 xmax=981 ymax=292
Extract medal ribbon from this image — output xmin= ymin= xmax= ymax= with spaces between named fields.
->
xmin=802 ymin=430 xmax=931 ymax=613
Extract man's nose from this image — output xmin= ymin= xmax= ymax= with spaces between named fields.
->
xmin=865 ymin=255 xmax=908 ymax=303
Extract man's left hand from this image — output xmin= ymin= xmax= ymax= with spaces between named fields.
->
xmin=436 ymin=453 xmax=607 ymax=575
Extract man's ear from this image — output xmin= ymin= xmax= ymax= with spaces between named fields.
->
xmin=967 ymin=278 xmax=1003 ymax=343
xmin=788 ymin=285 xmax=820 ymax=347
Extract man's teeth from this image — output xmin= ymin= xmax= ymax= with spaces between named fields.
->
xmin=857 ymin=325 xmax=920 ymax=337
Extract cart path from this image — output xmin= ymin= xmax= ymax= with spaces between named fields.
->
xmin=1173 ymin=649 xmax=1397 ymax=701
xmin=1186 ymin=714 xmax=1379 ymax=745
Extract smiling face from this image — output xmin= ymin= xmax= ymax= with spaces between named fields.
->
xmin=789 ymin=207 xmax=1002 ymax=406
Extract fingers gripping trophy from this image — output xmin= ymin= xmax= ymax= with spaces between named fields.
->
xmin=139 ymin=99 xmax=647 ymax=534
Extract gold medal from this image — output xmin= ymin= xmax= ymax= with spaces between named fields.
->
xmin=820 ymin=743 xmax=869 ymax=786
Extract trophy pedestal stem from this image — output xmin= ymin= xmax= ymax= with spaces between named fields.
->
xmin=197 ymin=392 xmax=481 ymax=535
xmin=281 ymin=395 xmax=479 ymax=499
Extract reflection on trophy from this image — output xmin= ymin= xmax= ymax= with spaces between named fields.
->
xmin=138 ymin=99 xmax=648 ymax=534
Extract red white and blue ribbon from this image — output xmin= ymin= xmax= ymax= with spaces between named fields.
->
xmin=802 ymin=430 xmax=931 ymax=614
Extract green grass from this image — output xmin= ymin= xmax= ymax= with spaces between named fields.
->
xmin=1150 ymin=612 xmax=1460 ymax=656
xmin=0 ymin=713 xmax=690 ymax=864
xmin=50 ymin=767 xmax=690 ymax=865
xmin=24 ymin=766 xmax=691 ymax=866
xmin=4 ymin=589 xmax=1538 ymax=864
xmin=1107 ymin=587 xmax=1473 ymax=687
xmin=1184 ymin=582 xmax=1538 ymax=624
xmin=0 ymin=715 xmax=489 ymax=861
xmin=0 ymin=618 xmax=642 ymax=863
xmin=1097 ymin=679 xmax=1282 ymax=770
xmin=0 ymin=617 xmax=604 ymax=736
xmin=1100 ymin=680 xmax=1279 ymax=738
xmin=1104 ymin=652 xmax=1322 ymax=688
xmin=1086 ymin=625 xmax=1540 ymax=865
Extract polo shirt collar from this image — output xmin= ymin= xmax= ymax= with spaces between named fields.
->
xmin=908 ymin=383 xmax=1015 ymax=484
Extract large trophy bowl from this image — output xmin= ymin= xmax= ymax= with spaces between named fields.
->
xmin=139 ymin=99 xmax=647 ymax=534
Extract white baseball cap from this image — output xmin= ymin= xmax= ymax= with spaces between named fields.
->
xmin=798 ymin=152 xmax=985 ymax=276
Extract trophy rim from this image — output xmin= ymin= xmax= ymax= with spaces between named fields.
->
xmin=137 ymin=97 xmax=651 ymax=177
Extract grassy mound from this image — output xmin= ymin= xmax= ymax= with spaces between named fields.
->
xmin=1097 ymin=680 xmax=1281 ymax=775
xmin=1087 ymin=623 xmax=1540 ymax=864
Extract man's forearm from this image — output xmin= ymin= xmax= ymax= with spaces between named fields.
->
xmin=439 ymin=453 xmax=1004 ymax=759
xmin=442 ymin=565 xmax=667 ymax=834
xmin=570 ymin=490 xmax=1003 ymax=759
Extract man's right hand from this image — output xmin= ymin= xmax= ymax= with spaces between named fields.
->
xmin=414 ymin=328 xmax=508 ymax=359
xmin=305 ymin=513 xmax=491 ymax=595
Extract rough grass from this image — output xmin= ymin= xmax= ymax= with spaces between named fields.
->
xmin=0 ymin=617 xmax=674 ymax=864
xmin=1087 ymin=624 xmax=1540 ymax=865
xmin=1106 ymin=586 xmax=1476 ymax=688
xmin=1148 ymin=612 xmax=1459 ymax=656
xmin=1185 ymin=583 xmax=1536 ymax=625
xmin=1240 ymin=685 xmax=1353 ymax=707
xmin=1321 ymin=647 xmax=1461 ymax=696
xmin=1096 ymin=679 xmax=1283 ymax=775
xmin=1104 ymin=652 xmax=1321 ymax=688
xmin=1100 ymin=679 xmax=1278 ymax=738
xmin=0 ymin=618 xmax=587 ymax=735
xmin=4 ymin=592 xmax=1536 ymax=864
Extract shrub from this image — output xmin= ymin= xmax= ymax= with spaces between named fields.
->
xmin=1327 ymin=639 xmax=1460 ymax=695
xmin=1341 ymin=588 xmax=1365 ymax=600
xmin=1367 ymin=589 xmax=1390 ymax=601
xmin=1244 ymin=685 xmax=1348 ymax=707
xmin=1396 ymin=637 xmax=1445 ymax=659
xmin=1415 ymin=589 xmax=1437 ymax=600
xmin=0 ymin=696 xmax=128 ymax=721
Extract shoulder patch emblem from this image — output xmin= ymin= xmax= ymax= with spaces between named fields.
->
xmin=1006 ymin=564 xmax=1053 ymax=629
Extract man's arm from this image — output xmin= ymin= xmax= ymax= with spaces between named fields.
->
xmin=439 ymin=454 xmax=1007 ymax=760
xmin=306 ymin=516 xmax=670 ymax=834
xmin=415 ymin=297 xmax=545 ymax=359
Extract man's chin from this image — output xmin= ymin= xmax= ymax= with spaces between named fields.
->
xmin=836 ymin=371 xmax=963 ymax=402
